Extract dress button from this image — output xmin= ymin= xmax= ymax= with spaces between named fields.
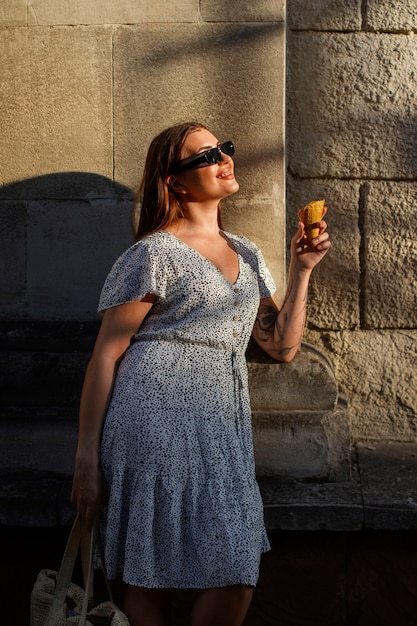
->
xmin=233 ymin=332 xmax=239 ymax=338
xmin=234 ymin=301 xmax=240 ymax=307
xmin=234 ymin=288 xmax=239 ymax=293
xmin=233 ymin=315 xmax=239 ymax=321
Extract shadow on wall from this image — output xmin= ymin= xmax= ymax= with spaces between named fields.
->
xmin=0 ymin=173 xmax=135 ymax=322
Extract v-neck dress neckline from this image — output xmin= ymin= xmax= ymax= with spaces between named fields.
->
xmin=161 ymin=230 xmax=241 ymax=287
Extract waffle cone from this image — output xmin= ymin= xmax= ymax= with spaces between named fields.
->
xmin=298 ymin=199 xmax=325 ymax=241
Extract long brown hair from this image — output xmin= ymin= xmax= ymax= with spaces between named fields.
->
xmin=132 ymin=122 xmax=224 ymax=241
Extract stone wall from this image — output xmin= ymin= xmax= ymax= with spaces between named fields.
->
xmin=1 ymin=0 xmax=417 ymax=447
xmin=0 ymin=0 xmax=286 ymax=319
xmin=287 ymin=0 xmax=417 ymax=442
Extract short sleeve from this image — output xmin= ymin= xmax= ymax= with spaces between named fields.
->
xmin=98 ymin=238 xmax=167 ymax=313
xmin=229 ymin=234 xmax=276 ymax=299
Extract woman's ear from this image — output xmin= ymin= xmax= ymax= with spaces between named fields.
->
xmin=166 ymin=175 xmax=187 ymax=194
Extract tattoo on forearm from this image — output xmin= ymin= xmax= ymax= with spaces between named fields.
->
xmin=254 ymin=305 xmax=277 ymax=342
xmin=254 ymin=284 xmax=308 ymax=356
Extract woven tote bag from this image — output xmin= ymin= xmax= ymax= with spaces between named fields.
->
xmin=30 ymin=514 xmax=129 ymax=626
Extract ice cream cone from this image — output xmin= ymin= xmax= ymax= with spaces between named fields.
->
xmin=298 ymin=199 xmax=325 ymax=242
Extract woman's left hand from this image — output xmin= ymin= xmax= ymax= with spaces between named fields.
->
xmin=290 ymin=211 xmax=331 ymax=272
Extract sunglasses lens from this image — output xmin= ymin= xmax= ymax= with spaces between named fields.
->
xmin=221 ymin=141 xmax=234 ymax=157
xmin=206 ymin=147 xmax=221 ymax=165
xmin=206 ymin=142 xmax=234 ymax=165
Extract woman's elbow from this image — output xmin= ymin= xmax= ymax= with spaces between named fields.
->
xmin=277 ymin=353 xmax=295 ymax=364
xmin=270 ymin=344 xmax=299 ymax=363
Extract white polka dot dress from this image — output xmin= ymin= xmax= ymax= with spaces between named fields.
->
xmin=97 ymin=230 xmax=276 ymax=589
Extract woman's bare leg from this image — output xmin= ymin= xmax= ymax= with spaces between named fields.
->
xmin=190 ymin=585 xmax=253 ymax=626
xmin=122 ymin=586 xmax=172 ymax=626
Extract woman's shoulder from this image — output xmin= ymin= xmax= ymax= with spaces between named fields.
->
xmin=99 ymin=232 xmax=172 ymax=310
xmin=118 ymin=230 xmax=171 ymax=257
xmin=103 ymin=232 xmax=173 ymax=279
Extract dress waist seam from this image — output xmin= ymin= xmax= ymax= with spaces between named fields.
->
xmin=133 ymin=334 xmax=244 ymax=355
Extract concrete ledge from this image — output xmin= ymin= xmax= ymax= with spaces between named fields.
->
xmin=260 ymin=475 xmax=363 ymax=531
xmin=358 ymin=442 xmax=417 ymax=530
xmin=1 ymin=442 xmax=417 ymax=531
xmin=261 ymin=441 xmax=417 ymax=531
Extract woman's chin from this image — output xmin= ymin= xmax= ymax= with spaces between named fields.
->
xmin=225 ymin=180 xmax=240 ymax=196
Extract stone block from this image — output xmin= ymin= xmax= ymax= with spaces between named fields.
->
xmin=113 ymin=22 xmax=285 ymax=289
xmin=287 ymin=0 xmax=361 ymax=31
xmin=0 ymin=321 xmax=100 ymax=352
xmin=0 ymin=470 xmax=60 ymax=526
xmin=201 ymin=0 xmax=284 ymax=22
xmin=26 ymin=198 xmax=132 ymax=320
xmin=27 ymin=0 xmax=199 ymax=25
xmin=248 ymin=343 xmax=351 ymax=482
xmin=253 ymin=401 xmax=351 ymax=482
xmin=259 ymin=475 xmax=363 ymax=530
xmin=287 ymin=33 xmax=417 ymax=179
xmin=363 ymin=181 xmax=417 ymax=329
xmin=366 ymin=1 xmax=417 ymax=32
xmin=0 ymin=202 xmax=27 ymax=319
xmin=357 ymin=442 xmax=417 ymax=529
xmin=287 ymin=178 xmax=361 ymax=330
xmin=0 ymin=27 xmax=112 ymax=185
xmin=0 ymin=352 xmax=89 ymax=405
xmin=0 ymin=0 xmax=26 ymax=26
xmin=58 ymin=482 xmax=76 ymax=526
xmin=307 ymin=329 xmax=417 ymax=442
xmin=0 ymin=413 xmax=78 ymax=475
xmin=248 ymin=343 xmax=338 ymax=412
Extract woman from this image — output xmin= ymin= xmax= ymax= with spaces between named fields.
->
xmin=71 ymin=121 xmax=330 ymax=626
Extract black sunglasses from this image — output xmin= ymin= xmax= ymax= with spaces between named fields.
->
xmin=173 ymin=141 xmax=235 ymax=172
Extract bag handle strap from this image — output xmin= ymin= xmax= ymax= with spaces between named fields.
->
xmin=45 ymin=514 xmax=83 ymax=626
xmin=46 ymin=513 xmax=115 ymax=626
xmin=79 ymin=519 xmax=95 ymax=624
xmin=80 ymin=519 xmax=93 ymax=602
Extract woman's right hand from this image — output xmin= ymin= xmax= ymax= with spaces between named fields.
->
xmin=71 ymin=457 xmax=108 ymax=530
